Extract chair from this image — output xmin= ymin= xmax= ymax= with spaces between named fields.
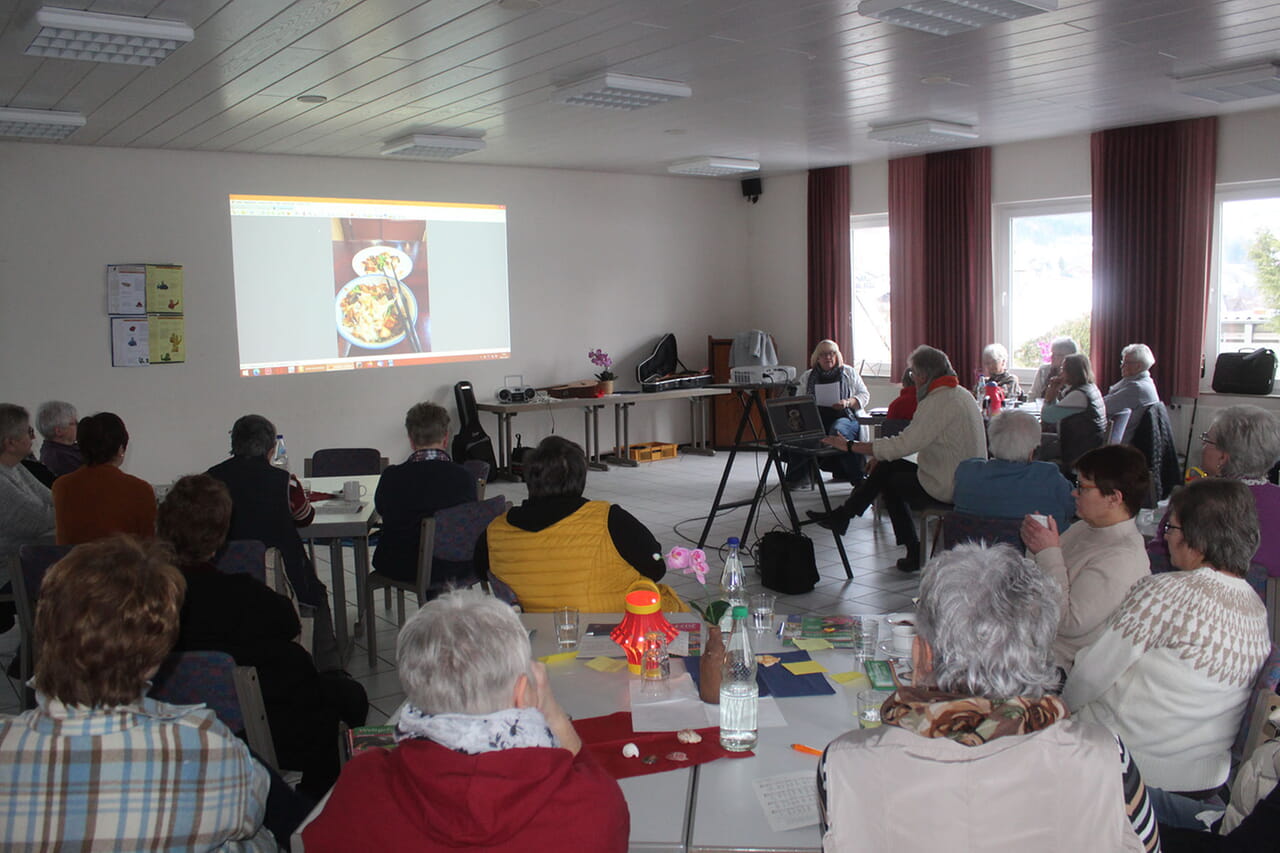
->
xmin=364 ymin=496 xmax=509 ymax=665
xmin=918 ymin=501 xmax=951 ymax=564
xmin=13 ymin=544 xmax=74 ymax=705
xmin=1268 ymin=575 xmax=1280 ymax=646
xmin=1233 ymin=643 xmax=1280 ymax=761
xmin=304 ymin=448 xmax=386 ymax=478
xmin=939 ymin=511 xmax=1026 ymax=554
xmin=1106 ymin=409 xmax=1131 ymax=445
xmin=149 ymin=650 xmax=279 ymax=771
xmin=213 ymin=539 xmax=268 ymax=584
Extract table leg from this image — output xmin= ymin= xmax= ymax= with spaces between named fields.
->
xmin=352 ymin=535 xmax=370 ymax=627
xmin=583 ymin=405 xmax=608 ymax=471
xmin=605 ymin=401 xmax=638 ymax=467
xmin=328 ymin=539 xmax=350 ymax=660
xmin=683 ymin=397 xmax=715 ymax=456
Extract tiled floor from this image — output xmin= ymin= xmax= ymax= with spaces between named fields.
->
xmin=0 ymin=451 xmax=919 ymax=721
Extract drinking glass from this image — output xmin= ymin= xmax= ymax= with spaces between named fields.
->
xmin=852 ymin=616 xmax=880 ymax=662
xmin=857 ymin=689 xmax=893 ymax=729
xmin=749 ymin=593 xmax=775 ymax=632
xmin=554 ymin=606 xmax=579 ymax=649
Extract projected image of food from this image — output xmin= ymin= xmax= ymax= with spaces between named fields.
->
xmin=335 ymin=275 xmax=419 ymax=348
xmin=334 ymin=218 xmax=430 ymax=356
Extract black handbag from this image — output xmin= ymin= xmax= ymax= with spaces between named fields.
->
xmin=1211 ymin=348 xmax=1277 ymax=395
xmin=758 ymin=531 xmax=819 ymax=594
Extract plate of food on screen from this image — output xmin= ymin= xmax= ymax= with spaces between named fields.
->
xmin=335 ymin=275 xmax=419 ymax=350
xmin=351 ymin=245 xmax=413 ymax=280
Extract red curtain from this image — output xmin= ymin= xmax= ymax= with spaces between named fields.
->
xmin=807 ymin=166 xmax=852 ymax=359
xmin=888 ymin=148 xmax=992 ymax=382
xmin=1091 ymin=117 xmax=1217 ymax=399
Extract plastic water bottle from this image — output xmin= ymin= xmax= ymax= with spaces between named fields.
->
xmin=720 ymin=537 xmax=746 ymax=609
xmin=719 ymin=604 xmax=759 ymax=752
xmin=272 ymin=434 xmax=289 ymax=471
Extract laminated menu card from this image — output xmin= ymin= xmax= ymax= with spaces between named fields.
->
xmin=110 ymin=317 xmax=148 ymax=367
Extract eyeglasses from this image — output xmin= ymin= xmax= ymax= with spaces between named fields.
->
xmin=1074 ymin=483 xmax=1100 ymax=492
xmin=1164 ymin=523 xmax=1182 ymax=533
xmin=1199 ymin=432 xmax=1216 ymax=447
xmin=26 ymin=426 xmax=34 ymax=438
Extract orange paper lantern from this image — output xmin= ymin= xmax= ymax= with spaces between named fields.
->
xmin=610 ymin=586 xmax=678 ymax=674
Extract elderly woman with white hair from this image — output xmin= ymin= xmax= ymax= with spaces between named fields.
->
xmin=1066 ymin=478 xmax=1270 ymax=829
xmin=952 ymin=409 xmax=1074 ymax=530
xmin=784 ymin=339 xmax=870 ymax=488
xmin=1149 ymin=404 xmax=1280 ymax=578
xmin=1029 ymin=335 xmax=1079 ymax=402
xmin=809 ymin=345 xmax=986 ymax=571
xmin=304 ymin=589 xmax=629 ymax=852
xmin=1103 ymin=344 xmax=1159 ymax=443
xmin=35 ymin=399 xmax=82 ymax=477
xmin=972 ymin=342 xmax=1022 ymax=403
xmin=820 ymin=542 xmax=1159 ymax=852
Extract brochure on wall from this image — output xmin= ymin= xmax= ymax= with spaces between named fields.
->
xmin=106 ymin=266 xmax=147 ymax=314
xmin=110 ymin=317 xmax=149 ymax=367
xmin=145 ymin=265 xmax=183 ymax=314
xmin=148 ymin=315 xmax=185 ymax=364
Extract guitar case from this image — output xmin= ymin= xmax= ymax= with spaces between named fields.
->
xmin=451 ymin=380 xmax=498 ymax=471
xmin=637 ymin=333 xmax=712 ymax=392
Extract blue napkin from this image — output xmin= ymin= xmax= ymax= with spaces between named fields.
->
xmin=758 ymin=650 xmax=836 ymax=698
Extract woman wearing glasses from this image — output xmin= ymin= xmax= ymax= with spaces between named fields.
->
xmin=1148 ymin=405 xmax=1280 ymax=577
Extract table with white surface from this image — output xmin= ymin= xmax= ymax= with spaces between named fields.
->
xmin=303 ymin=474 xmax=381 ymax=660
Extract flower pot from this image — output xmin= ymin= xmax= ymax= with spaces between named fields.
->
xmin=699 ymin=625 xmax=725 ymax=704
xmin=596 ymin=379 xmax=615 ymax=396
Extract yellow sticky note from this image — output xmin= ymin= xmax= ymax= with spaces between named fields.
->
xmin=783 ymin=660 xmax=829 ymax=675
xmin=832 ymin=671 xmax=870 ymax=688
xmin=538 ymin=650 xmax=579 ymax=664
xmin=792 ymin=638 xmax=834 ymax=651
xmin=586 ymin=657 xmax=628 ymax=672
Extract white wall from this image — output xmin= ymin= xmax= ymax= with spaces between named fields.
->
xmin=0 ymin=143 xmax=751 ymax=482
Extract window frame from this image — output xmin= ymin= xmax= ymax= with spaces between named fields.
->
xmin=992 ymin=196 xmax=1093 ymax=384
xmin=849 ymin=212 xmax=892 ymax=377
xmin=1201 ymin=179 xmax=1280 ymax=394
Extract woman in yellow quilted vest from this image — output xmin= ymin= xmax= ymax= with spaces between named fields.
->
xmin=476 ymin=435 xmax=686 ymax=612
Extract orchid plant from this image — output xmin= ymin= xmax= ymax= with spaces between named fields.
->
xmin=588 ymin=348 xmax=617 ymax=382
xmin=665 ymin=546 xmax=728 ymax=626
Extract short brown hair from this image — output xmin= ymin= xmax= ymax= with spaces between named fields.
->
xmin=34 ymin=536 xmax=185 ymax=707
xmin=78 ymin=411 xmax=129 ymax=465
xmin=1074 ymin=444 xmax=1150 ymax=517
xmin=158 ymin=474 xmax=232 ymax=562
xmin=405 ymin=402 xmax=450 ymax=447
xmin=1061 ymin=353 xmax=1095 ymax=387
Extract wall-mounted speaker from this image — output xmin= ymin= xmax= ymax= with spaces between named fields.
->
xmin=741 ymin=177 xmax=763 ymax=203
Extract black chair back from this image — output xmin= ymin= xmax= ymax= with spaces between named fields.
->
xmin=307 ymin=448 xmax=383 ymax=477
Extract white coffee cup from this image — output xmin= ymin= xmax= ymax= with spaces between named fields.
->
xmin=342 ymin=480 xmax=367 ymax=502
xmin=892 ymin=623 xmax=917 ymax=654
xmin=1029 ymin=513 xmax=1049 ymax=528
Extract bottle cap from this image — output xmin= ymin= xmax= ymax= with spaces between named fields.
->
xmin=732 ymin=605 xmax=747 ymax=618
xmin=727 ymin=537 xmax=740 ymax=546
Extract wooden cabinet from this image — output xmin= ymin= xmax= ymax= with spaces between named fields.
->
xmin=708 ymin=336 xmax=766 ymax=448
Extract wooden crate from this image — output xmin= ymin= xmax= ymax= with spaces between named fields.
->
xmin=627 ymin=442 xmax=679 ymax=462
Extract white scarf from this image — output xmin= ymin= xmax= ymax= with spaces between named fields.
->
xmin=396 ymin=704 xmax=559 ymax=754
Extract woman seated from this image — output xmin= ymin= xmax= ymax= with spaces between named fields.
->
xmin=952 ymin=409 xmax=1074 ymax=530
xmin=1021 ymin=444 xmax=1151 ymax=671
xmin=304 ymin=589 xmax=629 ymax=852
xmin=807 ymin=345 xmax=986 ymax=572
xmin=785 ymin=340 xmax=870 ymax=488
xmin=477 ymin=435 xmax=685 ymax=612
xmin=972 ymin=342 xmax=1022 ymax=404
xmin=884 ymin=368 xmax=918 ymax=424
xmin=52 ymin=411 xmax=155 ymax=544
xmin=0 ymin=536 xmax=275 ymax=851
xmin=1149 ymin=405 xmax=1280 ymax=577
xmin=1040 ymin=353 xmax=1108 ymax=469
xmin=0 ymin=405 xmax=55 ymax=616
xmin=158 ymin=474 xmax=368 ymax=801
xmin=1065 ymin=478 xmax=1270 ymax=828
xmin=819 ymin=542 xmax=1158 ymax=852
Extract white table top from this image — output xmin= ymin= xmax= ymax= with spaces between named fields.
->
xmin=302 ymin=474 xmax=380 ymax=538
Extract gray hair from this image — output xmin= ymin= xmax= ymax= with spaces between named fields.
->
xmin=980 ymin=343 xmax=1009 ymax=368
xmin=916 ymin=542 xmax=1061 ymax=699
xmin=987 ymin=410 xmax=1041 ymax=461
xmin=0 ymin=403 xmax=30 ymax=442
xmin=1169 ymin=477 xmax=1259 ymax=577
xmin=908 ymin=345 xmax=955 ymax=386
xmin=36 ymin=401 xmax=77 ymax=439
xmin=1050 ymin=336 xmax=1078 ymax=357
xmin=397 ymin=589 xmax=531 ymax=714
xmin=810 ymin=340 xmax=843 ymax=368
xmin=1210 ymin=405 xmax=1280 ymax=479
xmin=405 ymin=402 xmax=450 ymax=447
xmin=1121 ymin=343 xmax=1155 ymax=371
xmin=230 ymin=414 xmax=276 ymax=458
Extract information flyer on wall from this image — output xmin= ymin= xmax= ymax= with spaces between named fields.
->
xmin=110 ymin=317 xmax=149 ymax=367
xmin=145 ymin=265 xmax=183 ymax=314
xmin=106 ymin=266 xmax=147 ymax=314
xmin=148 ymin=315 xmax=185 ymax=363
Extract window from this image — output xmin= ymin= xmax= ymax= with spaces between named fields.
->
xmin=850 ymin=214 xmax=891 ymax=376
xmin=1205 ymin=183 xmax=1280 ymax=388
xmin=994 ymin=199 xmax=1093 ymax=377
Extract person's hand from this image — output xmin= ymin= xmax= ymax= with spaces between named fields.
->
xmin=1020 ymin=514 xmax=1059 ymax=554
xmin=865 ymin=456 xmax=878 ymax=474
xmin=832 ymin=400 xmax=847 ymax=411
xmin=531 ymin=662 xmax=581 ymax=754
xmin=821 ymin=435 xmax=846 ymax=451
xmin=1044 ymin=375 xmax=1064 ymax=404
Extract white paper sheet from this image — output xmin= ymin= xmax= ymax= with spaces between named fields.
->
xmin=627 ymin=672 xmax=711 ymax=732
xmin=813 ymin=382 xmax=841 ymax=407
xmin=752 ymin=771 xmax=821 ymax=832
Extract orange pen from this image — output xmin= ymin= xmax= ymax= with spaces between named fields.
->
xmin=790 ymin=743 xmax=823 ymax=757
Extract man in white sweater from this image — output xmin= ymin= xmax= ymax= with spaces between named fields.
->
xmin=809 ymin=345 xmax=986 ymax=572
xmin=1021 ymin=444 xmax=1152 ymax=671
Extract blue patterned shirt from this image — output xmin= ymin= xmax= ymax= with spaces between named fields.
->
xmin=0 ymin=693 xmax=275 ymax=852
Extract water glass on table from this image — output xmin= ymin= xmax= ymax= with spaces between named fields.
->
xmin=554 ymin=606 xmax=580 ymax=649
xmin=749 ymin=593 xmax=775 ymax=632
xmin=852 ymin=615 xmax=879 ymax=662
xmin=856 ymin=689 xmax=893 ymax=729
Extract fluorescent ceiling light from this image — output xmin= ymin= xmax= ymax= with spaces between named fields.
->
xmin=25 ymin=6 xmax=194 ymax=66
xmin=668 ymin=157 xmax=760 ymax=177
xmin=1173 ymin=62 xmax=1280 ymax=103
xmin=858 ymin=0 xmax=1057 ymax=36
xmin=868 ymin=119 xmax=978 ymax=146
xmin=380 ymin=134 xmax=486 ymax=159
xmin=552 ymin=72 xmax=691 ymax=110
xmin=0 ymin=106 xmax=86 ymax=139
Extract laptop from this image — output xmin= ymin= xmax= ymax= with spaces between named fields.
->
xmin=764 ymin=395 xmax=838 ymax=454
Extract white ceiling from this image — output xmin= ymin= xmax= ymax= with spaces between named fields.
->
xmin=2 ymin=0 xmax=1278 ymax=176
